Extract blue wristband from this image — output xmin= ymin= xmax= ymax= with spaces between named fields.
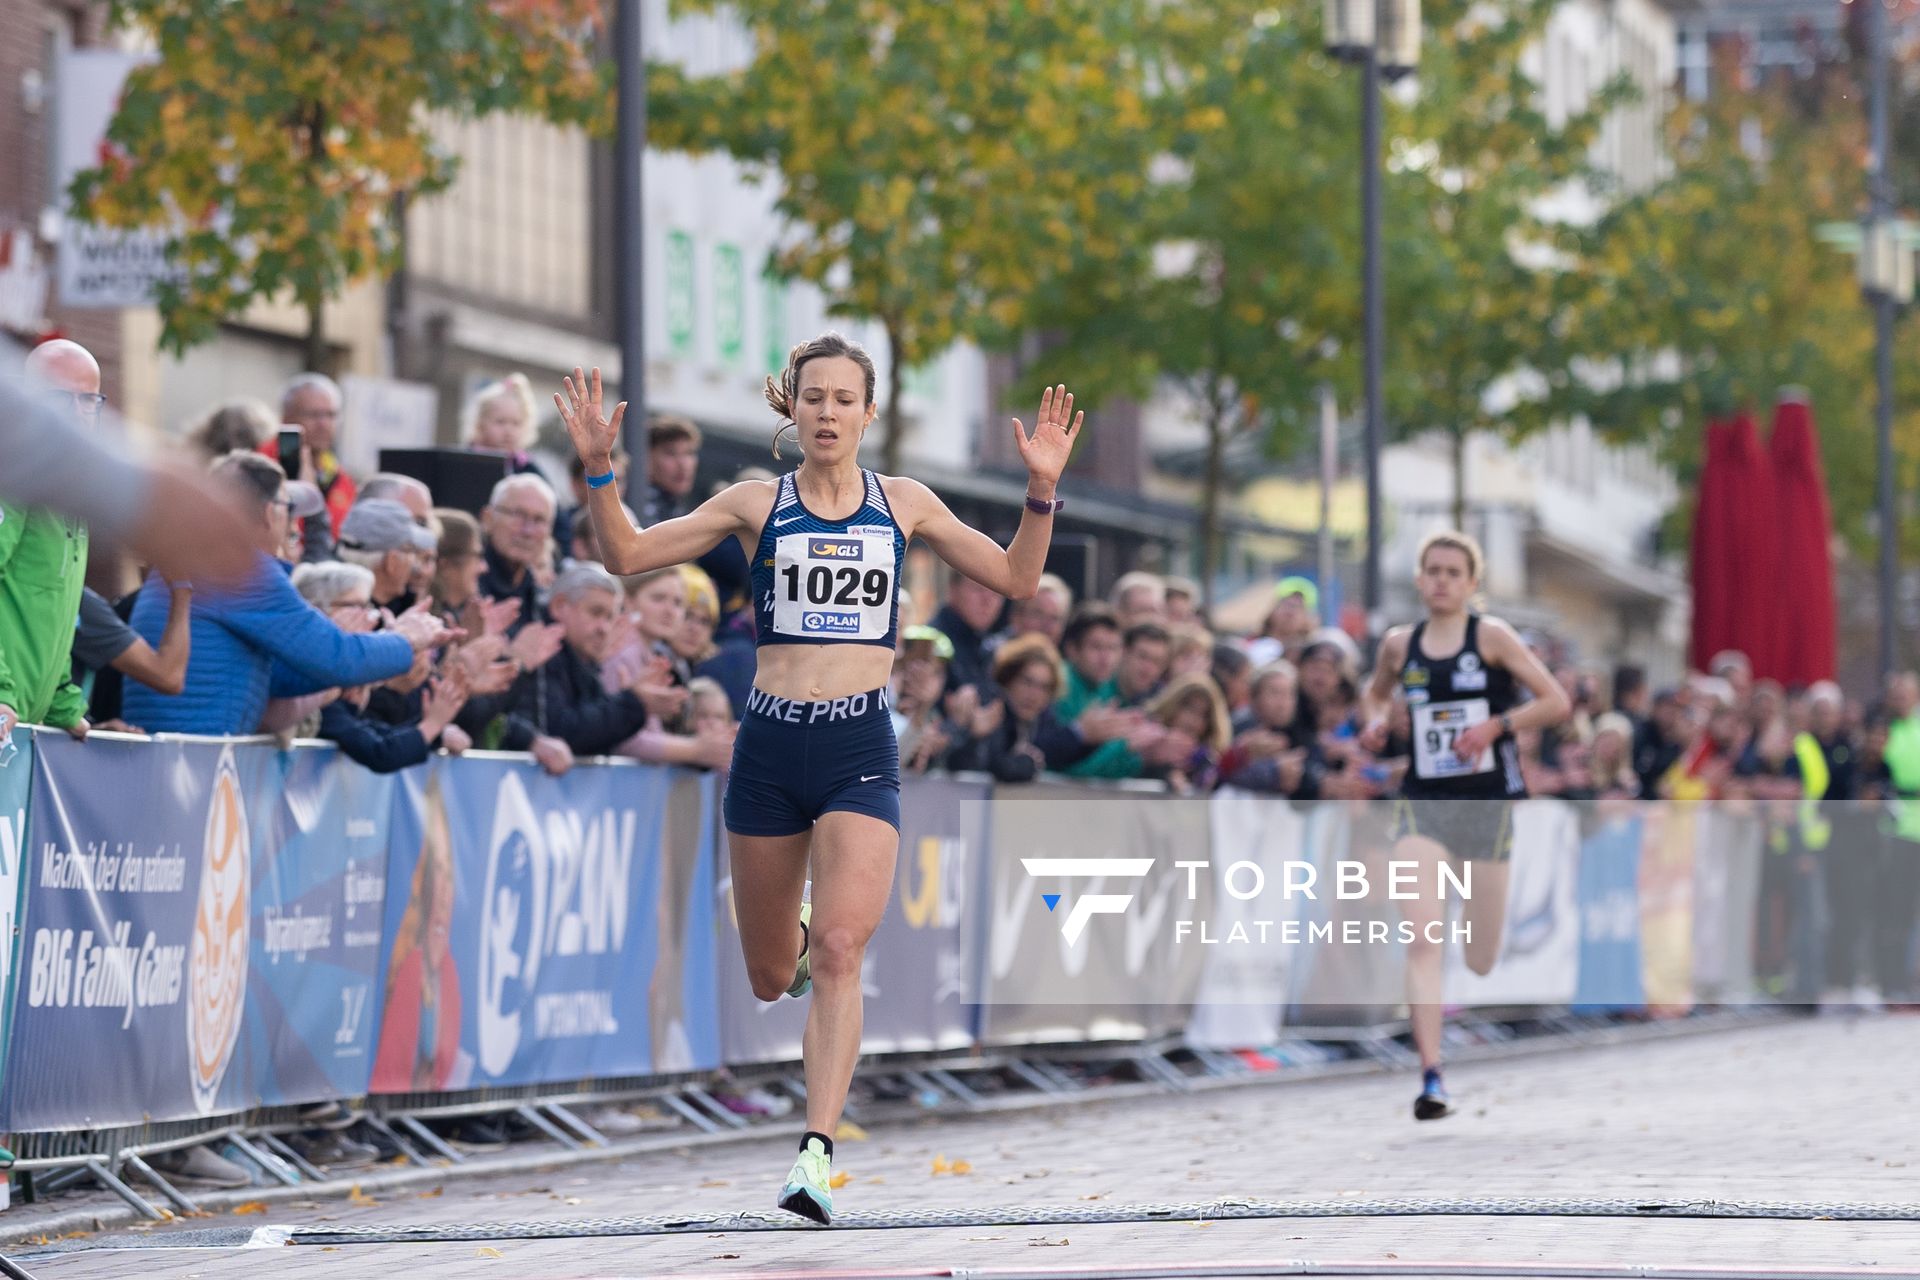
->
xmin=585 ymin=469 xmax=616 ymax=490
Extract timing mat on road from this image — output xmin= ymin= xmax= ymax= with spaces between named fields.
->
xmin=24 ymin=1193 xmax=1920 ymax=1254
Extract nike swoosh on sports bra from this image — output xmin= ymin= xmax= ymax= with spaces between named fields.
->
xmin=751 ymin=470 xmax=906 ymax=649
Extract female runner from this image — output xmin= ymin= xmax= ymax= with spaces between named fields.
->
xmin=1358 ymin=530 xmax=1568 ymax=1120
xmin=556 ymin=333 xmax=1080 ymax=1221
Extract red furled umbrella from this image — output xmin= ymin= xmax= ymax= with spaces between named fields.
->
xmin=1724 ymin=411 xmax=1784 ymax=679
xmin=1767 ymin=395 xmax=1837 ymax=685
xmin=1689 ymin=419 xmax=1737 ymax=673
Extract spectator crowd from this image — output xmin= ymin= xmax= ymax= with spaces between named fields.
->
xmin=5 ymin=338 xmax=1918 ymax=1172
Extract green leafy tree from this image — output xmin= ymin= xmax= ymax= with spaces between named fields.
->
xmin=1383 ymin=0 xmax=1625 ymax=529
xmin=649 ymin=0 xmax=1158 ymax=474
xmin=1564 ymin=50 xmax=1913 ymax=555
xmin=74 ymin=0 xmax=607 ymax=367
xmin=1018 ymin=0 xmax=1621 ymax=594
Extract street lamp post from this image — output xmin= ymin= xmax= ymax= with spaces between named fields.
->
xmin=1826 ymin=0 xmax=1915 ymax=679
xmin=615 ymin=0 xmax=648 ymax=500
xmin=1867 ymin=0 xmax=1902 ymax=682
xmin=1326 ymin=0 xmax=1420 ymax=632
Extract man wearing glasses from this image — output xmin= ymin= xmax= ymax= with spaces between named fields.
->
xmin=478 ymin=473 xmax=558 ymax=626
xmin=0 ymin=340 xmax=107 ymax=746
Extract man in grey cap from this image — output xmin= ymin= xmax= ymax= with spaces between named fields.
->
xmin=337 ymin=498 xmax=438 ymax=613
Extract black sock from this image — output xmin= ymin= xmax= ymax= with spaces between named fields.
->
xmin=801 ymin=1130 xmax=834 ymax=1158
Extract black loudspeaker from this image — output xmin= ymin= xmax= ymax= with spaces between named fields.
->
xmin=1045 ymin=534 xmax=1098 ymax=605
xmin=377 ymin=448 xmax=511 ymax=516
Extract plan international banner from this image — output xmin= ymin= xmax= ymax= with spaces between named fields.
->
xmin=370 ymin=758 xmax=720 ymax=1093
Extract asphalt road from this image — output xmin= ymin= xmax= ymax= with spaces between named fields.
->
xmin=15 ymin=1014 xmax=1920 ymax=1279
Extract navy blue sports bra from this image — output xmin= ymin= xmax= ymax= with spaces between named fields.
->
xmin=751 ymin=470 xmax=906 ymax=649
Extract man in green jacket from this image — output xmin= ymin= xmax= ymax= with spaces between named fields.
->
xmin=0 ymin=340 xmax=104 ymax=743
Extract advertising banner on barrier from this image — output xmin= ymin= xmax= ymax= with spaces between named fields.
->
xmin=370 ymin=759 xmax=719 ymax=1093
xmin=3 ymin=735 xmax=266 ymax=1129
xmin=1573 ymin=811 xmax=1645 ymax=1010
xmin=716 ymin=775 xmax=988 ymax=1067
xmin=1692 ymin=809 xmax=1761 ymax=1001
xmin=1449 ymin=799 xmax=1582 ymax=1006
xmin=1185 ymin=790 xmax=1312 ymax=1049
xmin=1641 ymin=804 xmax=1696 ymax=1013
xmin=244 ymin=748 xmax=395 ymax=1106
xmin=0 ymin=731 xmax=32 ymax=1081
xmin=977 ymin=784 xmax=1209 ymax=1047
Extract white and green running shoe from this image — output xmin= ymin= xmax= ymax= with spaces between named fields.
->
xmin=777 ymin=1135 xmax=833 ymax=1224
xmin=787 ymin=899 xmax=812 ymax=998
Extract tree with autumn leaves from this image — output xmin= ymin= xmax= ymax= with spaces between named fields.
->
xmin=648 ymin=0 xmax=1165 ymax=475
xmin=73 ymin=0 xmax=607 ymax=366
xmin=1564 ymin=46 xmax=1919 ymax=558
xmin=78 ymin=0 xmax=1917 ymax=569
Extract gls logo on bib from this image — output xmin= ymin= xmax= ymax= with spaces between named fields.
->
xmin=807 ymin=538 xmax=864 ymax=560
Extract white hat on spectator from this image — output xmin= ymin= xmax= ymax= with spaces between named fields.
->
xmin=285 ymin=480 xmax=327 ymax=520
xmin=340 ymin=498 xmax=436 ymax=554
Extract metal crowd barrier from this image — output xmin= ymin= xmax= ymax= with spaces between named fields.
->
xmin=0 ymin=727 xmax=1861 ymax=1220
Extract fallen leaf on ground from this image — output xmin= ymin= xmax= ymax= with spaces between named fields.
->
xmin=699 ymin=1179 xmax=730 ymax=1188
xmin=834 ymin=1120 xmax=868 ymax=1141
xmin=950 ymin=1159 xmax=972 ymax=1174
xmin=1029 ymin=1236 xmax=1070 ymax=1247
xmin=348 ymin=1186 xmax=377 ymax=1206
xmin=828 ymin=1171 xmax=851 ymax=1189
xmin=417 ymin=1187 xmax=443 ymax=1199
xmin=477 ymin=1246 xmax=504 ymax=1258
xmin=1079 ymin=1193 xmax=1107 ymax=1201
xmin=867 ymin=1176 xmax=885 ymax=1184
xmin=231 ymin=1202 xmax=269 ymax=1216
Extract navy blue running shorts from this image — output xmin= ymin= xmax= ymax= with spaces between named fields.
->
xmin=723 ymin=686 xmax=901 ymax=836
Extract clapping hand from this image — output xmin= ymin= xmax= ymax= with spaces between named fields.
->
xmin=478 ymin=597 xmax=522 ymax=638
xmin=392 ymin=599 xmax=461 ymax=653
xmin=507 ymin=622 xmax=565 ymax=674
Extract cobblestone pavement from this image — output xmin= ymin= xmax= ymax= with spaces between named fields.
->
xmin=17 ymin=1014 xmax=1920 ymax=1279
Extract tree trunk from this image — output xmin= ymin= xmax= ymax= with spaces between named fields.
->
xmin=1449 ymin=424 xmax=1467 ymax=531
xmin=303 ymin=291 xmax=327 ymax=374
xmin=385 ymin=191 xmax=410 ymax=379
xmin=1199 ymin=395 xmax=1228 ymax=612
xmin=300 ymin=98 xmax=330 ymax=375
xmin=882 ymin=321 xmax=907 ymax=476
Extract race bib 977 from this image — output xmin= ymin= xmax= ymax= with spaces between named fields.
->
xmin=771 ymin=531 xmax=894 ymax=641
xmin=1412 ymin=698 xmax=1493 ymax=778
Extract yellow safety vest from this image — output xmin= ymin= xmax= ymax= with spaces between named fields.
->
xmin=1793 ymin=732 xmax=1831 ymax=851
